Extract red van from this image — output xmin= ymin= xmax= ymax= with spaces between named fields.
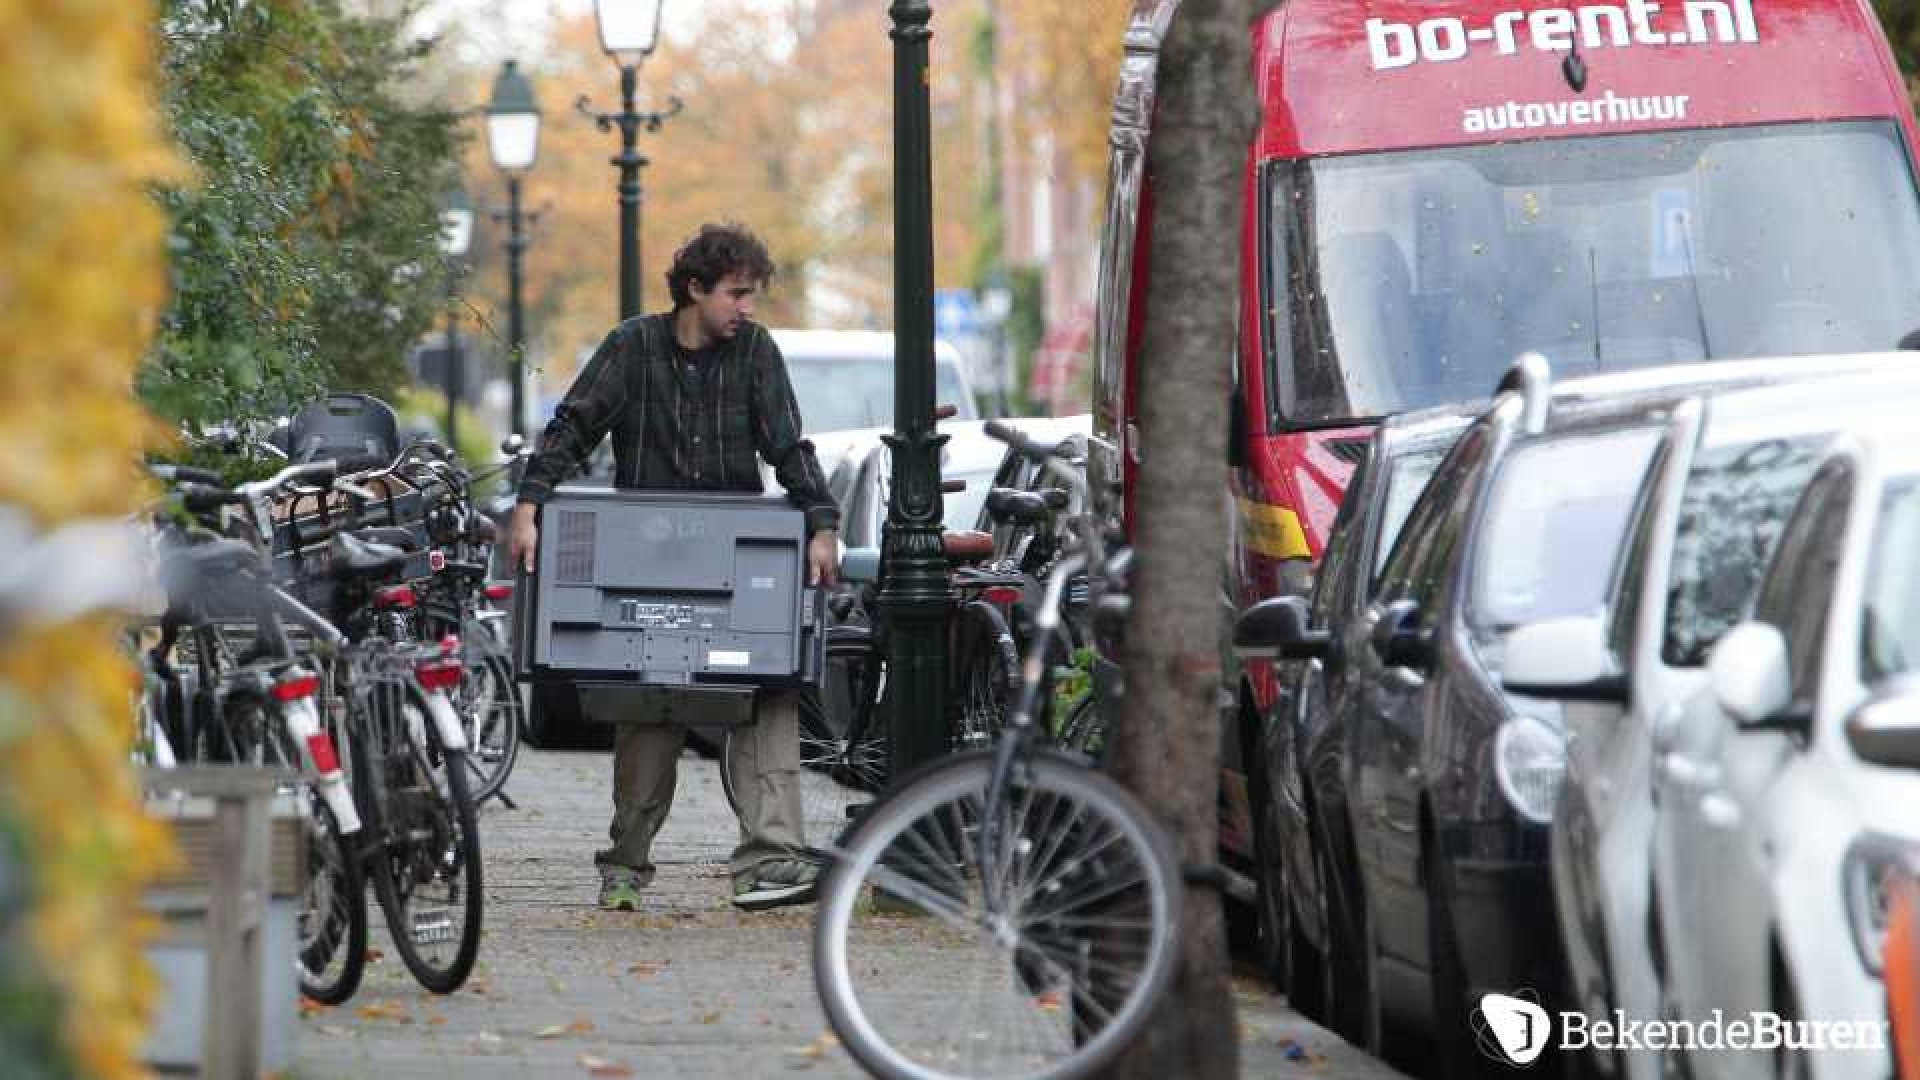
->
xmin=1090 ymin=0 xmax=1920 ymax=861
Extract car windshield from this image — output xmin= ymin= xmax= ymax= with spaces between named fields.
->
xmin=1471 ymin=427 xmax=1662 ymax=635
xmin=1265 ymin=121 xmax=1920 ymax=424
xmin=1861 ymin=479 xmax=1920 ymax=683
xmin=788 ymin=357 xmax=972 ymax=432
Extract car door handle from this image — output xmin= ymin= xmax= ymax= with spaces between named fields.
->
xmin=1699 ymin=793 xmax=1741 ymax=829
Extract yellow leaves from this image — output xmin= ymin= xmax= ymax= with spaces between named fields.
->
xmin=0 ymin=1 xmax=177 ymax=1077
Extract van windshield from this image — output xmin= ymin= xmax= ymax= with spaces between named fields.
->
xmin=787 ymin=357 xmax=973 ymax=433
xmin=1265 ymin=121 xmax=1920 ymax=425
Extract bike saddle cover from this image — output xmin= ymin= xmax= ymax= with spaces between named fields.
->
xmin=985 ymin=489 xmax=1049 ymax=527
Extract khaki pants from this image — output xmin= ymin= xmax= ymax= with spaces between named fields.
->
xmin=584 ymin=687 xmax=807 ymax=880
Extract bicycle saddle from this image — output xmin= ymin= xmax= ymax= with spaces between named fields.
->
xmin=985 ymin=489 xmax=1049 ymax=527
xmin=941 ymin=530 xmax=996 ymax=564
xmin=328 ymin=530 xmax=409 ymax=577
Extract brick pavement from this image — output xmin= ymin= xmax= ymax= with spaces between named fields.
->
xmin=293 ymin=745 xmax=1409 ymax=1080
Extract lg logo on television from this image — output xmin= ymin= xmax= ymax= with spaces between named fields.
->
xmin=1475 ymin=992 xmax=1553 ymax=1067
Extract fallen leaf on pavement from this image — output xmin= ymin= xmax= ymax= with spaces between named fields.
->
xmin=579 ymin=1055 xmax=634 ymax=1077
xmin=789 ymin=1033 xmax=840 ymax=1058
xmin=316 ymin=1026 xmax=350 ymax=1038
xmin=566 ymin=1020 xmax=596 ymax=1035
xmin=535 ymin=1025 xmax=569 ymax=1039
xmin=298 ymin=997 xmax=330 ymax=1017
xmin=354 ymin=1001 xmax=410 ymax=1022
xmin=427 ymin=1014 xmax=448 ymax=1027
xmin=1035 ymin=990 xmax=1064 ymax=1012
xmin=476 ymin=1031 xmax=504 ymax=1045
xmin=627 ymin=963 xmax=662 ymax=976
xmin=698 ymin=1011 xmax=723 ymax=1025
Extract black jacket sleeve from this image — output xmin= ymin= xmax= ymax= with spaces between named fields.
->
xmin=516 ymin=324 xmax=632 ymax=507
xmin=748 ymin=327 xmax=840 ymax=534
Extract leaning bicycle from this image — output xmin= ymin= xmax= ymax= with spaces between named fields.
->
xmin=811 ymin=422 xmax=1181 ymax=1080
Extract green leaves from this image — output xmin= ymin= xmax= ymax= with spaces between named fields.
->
xmin=146 ymin=0 xmax=463 ymax=435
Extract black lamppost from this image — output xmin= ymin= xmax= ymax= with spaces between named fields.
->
xmin=439 ymin=188 xmax=474 ymax=448
xmin=879 ymin=0 xmax=953 ymax=779
xmin=579 ymin=0 xmax=683 ymax=320
xmin=485 ymin=59 xmax=541 ymax=437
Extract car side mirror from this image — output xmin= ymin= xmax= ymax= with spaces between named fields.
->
xmin=1502 ymin=615 xmax=1628 ymax=704
xmin=1845 ymin=678 xmax=1920 ymax=767
xmin=1234 ymin=595 xmax=1329 ymax=660
xmin=1708 ymin=621 xmax=1799 ymax=730
xmin=1370 ymin=599 xmax=1433 ymax=670
xmin=840 ymin=546 xmax=882 ymax=584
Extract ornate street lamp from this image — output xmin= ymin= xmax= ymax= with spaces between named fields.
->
xmin=486 ymin=59 xmax=541 ymax=436
xmin=579 ymin=0 xmax=682 ymax=319
xmin=439 ymin=188 xmax=473 ymax=449
xmin=878 ymin=0 xmax=953 ymax=779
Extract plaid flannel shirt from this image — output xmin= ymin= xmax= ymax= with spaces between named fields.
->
xmin=515 ymin=314 xmax=840 ymax=535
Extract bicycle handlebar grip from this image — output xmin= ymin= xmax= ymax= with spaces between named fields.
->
xmin=152 ymin=464 xmax=224 ymax=486
xmin=983 ymin=419 xmax=1030 ymax=451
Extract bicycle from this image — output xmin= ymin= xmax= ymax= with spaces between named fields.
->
xmin=137 ymin=460 xmax=371 ymax=1005
xmin=810 ymin=421 xmax=1181 ymax=1080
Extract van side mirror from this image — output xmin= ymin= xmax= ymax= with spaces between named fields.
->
xmin=1370 ymin=599 xmax=1433 ymax=670
xmin=1708 ymin=622 xmax=1800 ymax=730
xmin=1502 ymin=615 xmax=1627 ymax=704
xmin=1846 ymin=678 xmax=1920 ymax=766
xmin=1227 ymin=386 xmax=1248 ymax=469
xmin=1234 ymin=595 xmax=1329 ymax=660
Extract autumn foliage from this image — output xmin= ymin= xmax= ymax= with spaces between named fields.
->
xmin=0 ymin=2 xmax=180 ymax=1078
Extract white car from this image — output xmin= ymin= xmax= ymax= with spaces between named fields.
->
xmin=1641 ymin=423 xmax=1920 ymax=1080
xmin=1500 ymin=358 xmax=1920 ymax=1080
xmin=771 ymin=329 xmax=980 ymax=481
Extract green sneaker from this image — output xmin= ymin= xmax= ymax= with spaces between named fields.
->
xmin=732 ymin=857 xmax=821 ymax=912
xmin=599 ymin=870 xmax=644 ymax=912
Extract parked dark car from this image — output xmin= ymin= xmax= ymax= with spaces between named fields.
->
xmin=1244 ymin=404 xmax=1473 ymax=1020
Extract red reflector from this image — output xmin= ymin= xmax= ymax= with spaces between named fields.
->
xmin=982 ymin=586 xmax=1022 ymax=607
xmin=306 ymin=733 xmax=340 ymax=774
xmin=484 ymin=583 xmax=513 ymax=601
xmin=429 ymin=549 xmax=447 ymax=572
xmin=414 ymin=661 xmax=462 ymax=690
xmin=374 ymin=585 xmax=416 ymax=610
xmin=272 ymin=674 xmax=320 ymax=702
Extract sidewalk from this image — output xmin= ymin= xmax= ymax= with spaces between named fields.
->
xmin=295 ymin=745 xmax=1408 ymax=1079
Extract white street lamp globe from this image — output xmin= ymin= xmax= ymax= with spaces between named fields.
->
xmin=595 ymin=0 xmax=665 ymax=67
xmin=440 ymin=205 xmax=474 ymax=258
xmin=485 ymin=60 xmax=541 ymax=174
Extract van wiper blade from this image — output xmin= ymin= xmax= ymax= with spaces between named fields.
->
xmin=1679 ymin=219 xmax=1715 ymax=358
xmin=1589 ymin=247 xmax=1604 ymax=371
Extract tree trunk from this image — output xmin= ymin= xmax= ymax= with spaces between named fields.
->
xmin=1102 ymin=1 xmax=1260 ymax=1078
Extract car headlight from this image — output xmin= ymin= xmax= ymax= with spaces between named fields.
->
xmin=1494 ymin=713 xmax=1567 ymax=825
xmin=1843 ymin=834 xmax=1920 ymax=975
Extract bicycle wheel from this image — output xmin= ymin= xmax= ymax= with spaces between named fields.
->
xmin=722 ymin=637 xmax=890 ymax=848
xmin=813 ymin=748 xmax=1181 ymax=1080
xmin=951 ymin=603 xmax=1018 ymax=751
xmin=365 ymin=683 xmax=483 ymax=994
xmin=1056 ymin=695 xmax=1107 ymax=761
xmin=457 ymin=651 xmax=521 ymax=803
xmin=298 ymin=790 xmax=368 ymax=1004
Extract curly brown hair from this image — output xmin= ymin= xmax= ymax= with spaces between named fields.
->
xmin=664 ymin=223 xmax=775 ymax=309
